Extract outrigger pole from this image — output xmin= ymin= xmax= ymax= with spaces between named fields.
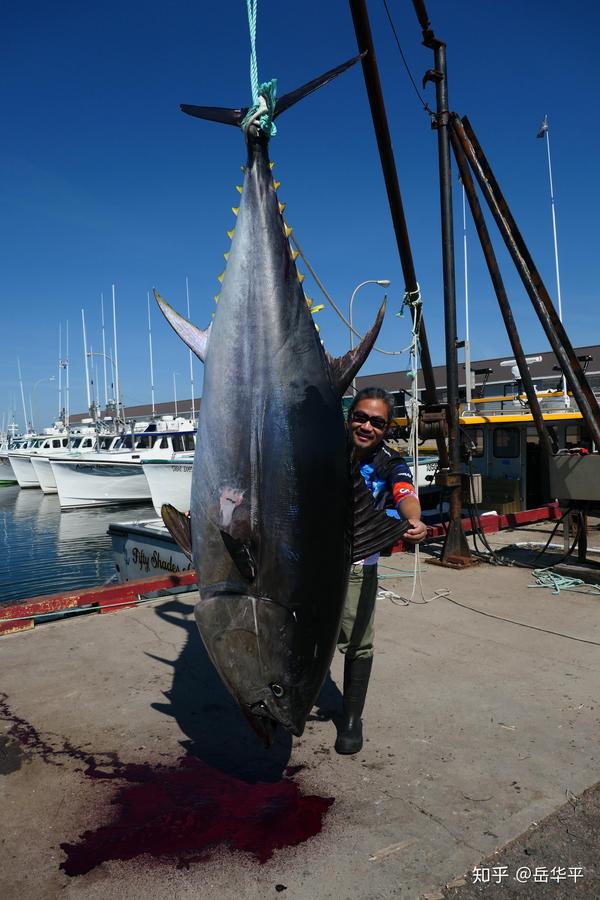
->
xmin=448 ymin=120 xmax=556 ymax=460
xmin=412 ymin=0 xmax=473 ymax=565
xmin=348 ymin=0 xmax=450 ymax=479
xmin=452 ymin=116 xmax=600 ymax=450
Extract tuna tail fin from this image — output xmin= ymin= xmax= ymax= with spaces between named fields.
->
xmin=326 ymin=298 xmax=386 ymax=396
xmin=180 ymin=53 xmax=364 ymax=127
xmin=274 ymin=53 xmax=365 ymax=118
xmin=154 ymin=289 xmax=211 ymax=363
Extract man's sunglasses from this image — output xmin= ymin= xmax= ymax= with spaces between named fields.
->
xmin=350 ymin=410 xmax=388 ymax=432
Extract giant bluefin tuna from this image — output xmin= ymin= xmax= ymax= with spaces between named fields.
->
xmin=156 ymin=57 xmax=410 ymax=742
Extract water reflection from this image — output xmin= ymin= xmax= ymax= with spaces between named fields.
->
xmin=0 ymin=485 xmax=154 ymax=606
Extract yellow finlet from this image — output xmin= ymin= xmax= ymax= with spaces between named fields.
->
xmin=305 ymin=297 xmax=313 ymax=308
xmin=274 ymin=180 xmax=281 ymax=190
xmin=310 ymin=304 xmax=325 ymax=314
xmin=227 ymin=228 xmax=235 ymax=239
xmin=214 ymin=294 xmax=220 ymax=303
xmin=240 ymin=165 xmax=246 ymax=173
xmin=269 ymin=161 xmax=275 ymax=169
xmin=315 ymin=323 xmax=320 ymax=333
xmin=278 ymin=202 xmax=286 ymax=214
xmin=232 ymin=207 xmax=239 ymax=216
xmin=284 ymin=224 xmax=292 ymax=237
xmin=291 ymin=249 xmax=299 ymax=261
xmin=236 ymin=185 xmax=243 ymax=194
xmin=223 ymin=251 xmax=230 ymax=261
xmin=297 ymin=273 xmax=305 ymax=284
xmin=217 ymin=272 xmax=225 ymax=284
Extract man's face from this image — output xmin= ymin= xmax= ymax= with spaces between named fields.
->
xmin=349 ymin=398 xmax=389 ymax=455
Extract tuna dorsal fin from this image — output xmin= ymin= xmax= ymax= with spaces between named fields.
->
xmin=154 ymin=290 xmax=211 ymax=363
xmin=327 ymin=299 xmax=386 ymax=395
xmin=220 ymin=531 xmax=257 ymax=583
xmin=161 ymin=503 xmax=193 ymax=561
xmin=351 ymin=461 xmax=412 ymax=562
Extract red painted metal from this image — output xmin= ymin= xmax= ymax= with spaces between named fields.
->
xmin=0 ymin=502 xmax=561 ymax=637
xmin=0 ymin=570 xmax=197 ymax=636
xmin=392 ymin=502 xmax=559 ymax=550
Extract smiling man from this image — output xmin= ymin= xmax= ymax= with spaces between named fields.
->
xmin=335 ymin=387 xmax=427 ymax=754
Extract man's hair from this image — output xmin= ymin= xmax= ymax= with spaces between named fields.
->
xmin=348 ymin=387 xmax=394 ymax=423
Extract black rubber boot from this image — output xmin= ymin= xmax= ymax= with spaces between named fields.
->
xmin=334 ymin=656 xmax=373 ymax=755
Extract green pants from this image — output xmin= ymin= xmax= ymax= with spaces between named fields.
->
xmin=337 ymin=563 xmax=378 ymax=660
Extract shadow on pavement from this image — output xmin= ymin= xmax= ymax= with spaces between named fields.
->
xmin=149 ymin=597 xmax=295 ymax=783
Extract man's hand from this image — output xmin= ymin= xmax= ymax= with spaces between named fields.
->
xmin=402 ymin=517 xmax=427 ymax=544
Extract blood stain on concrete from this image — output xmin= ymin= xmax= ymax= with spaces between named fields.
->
xmin=0 ymin=692 xmax=334 ymax=875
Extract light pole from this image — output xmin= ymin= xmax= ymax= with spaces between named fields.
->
xmin=348 ymin=279 xmax=391 ymax=394
xmin=30 ymin=376 xmax=56 ymax=433
xmin=537 ymin=114 xmax=567 ymax=404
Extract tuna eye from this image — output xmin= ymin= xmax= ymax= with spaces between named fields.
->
xmin=270 ymin=683 xmax=284 ymax=698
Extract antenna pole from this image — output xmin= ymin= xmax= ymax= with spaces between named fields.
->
xmin=17 ymin=358 xmax=28 ymax=433
xmin=186 ymin=276 xmax=195 ymax=421
xmin=58 ymin=323 xmax=63 ymax=421
xmin=65 ymin=320 xmax=70 ymax=426
xmin=112 ymin=284 xmax=122 ymax=420
xmin=101 ymin=293 xmax=108 ymax=410
xmin=147 ymin=291 xmax=156 ymax=418
xmin=82 ymin=308 xmax=92 ymax=413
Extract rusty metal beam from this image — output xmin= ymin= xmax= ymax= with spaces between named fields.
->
xmin=449 ymin=116 xmax=556 ymax=459
xmin=348 ymin=0 xmax=449 ymax=471
xmin=456 ymin=115 xmax=600 ymax=450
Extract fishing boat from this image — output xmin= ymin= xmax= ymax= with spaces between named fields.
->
xmin=142 ymin=455 xmax=195 ymax=516
xmin=51 ymin=425 xmax=196 ymax=509
xmin=7 ymin=430 xmax=69 ymax=488
xmin=0 ymin=438 xmax=18 ymax=484
xmin=109 ymin=517 xmax=194 ymax=582
xmin=30 ymin=429 xmax=118 ymax=494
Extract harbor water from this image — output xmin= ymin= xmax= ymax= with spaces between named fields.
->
xmin=0 ymin=485 xmax=153 ymax=606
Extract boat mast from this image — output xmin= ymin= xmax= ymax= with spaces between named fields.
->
xmin=147 ymin=291 xmax=156 ymax=419
xmin=58 ymin=323 xmax=63 ymax=423
xmin=101 ymin=292 xmax=108 ymax=411
xmin=65 ymin=320 xmax=70 ymax=426
xmin=112 ymin=284 xmax=122 ymax=422
xmin=462 ymin=184 xmax=472 ymax=413
xmin=17 ymin=358 xmax=28 ymax=433
xmin=186 ymin=275 xmax=195 ymax=422
xmin=81 ymin=308 xmax=92 ymax=416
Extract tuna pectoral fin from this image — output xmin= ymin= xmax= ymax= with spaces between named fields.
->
xmin=219 ymin=531 xmax=257 ymax=583
xmin=327 ymin=299 xmax=386 ymax=396
xmin=351 ymin=465 xmax=412 ymax=562
xmin=154 ymin=290 xmax=211 ymax=363
xmin=161 ymin=503 xmax=193 ymax=561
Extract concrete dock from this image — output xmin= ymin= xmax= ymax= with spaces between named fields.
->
xmin=1 ymin=521 xmax=600 ymax=898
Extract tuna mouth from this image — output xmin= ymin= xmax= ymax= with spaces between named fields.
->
xmin=243 ymin=705 xmax=279 ymax=746
xmin=249 ymin=700 xmax=305 ymax=740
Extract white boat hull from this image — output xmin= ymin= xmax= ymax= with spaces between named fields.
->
xmin=0 ymin=454 xmax=17 ymax=484
xmin=142 ymin=459 xmax=193 ymax=516
xmin=51 ymin=459 xmax=152 ymax=509
xmin=109 ymin=519 xmax=194 ymax=583
xmin=30 ymin=456 xmax=58 ymax=493
xmin=7 ymin=453 xmax=40 ymax=488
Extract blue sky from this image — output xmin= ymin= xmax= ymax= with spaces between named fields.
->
xmin=2 ymin=0 xmax=599 ymax=430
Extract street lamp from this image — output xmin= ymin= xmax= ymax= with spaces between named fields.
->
xmin=348 ymin=279 xmax=391 ymax=394
xmin=30 ymin=376 xmax=56 ymax=433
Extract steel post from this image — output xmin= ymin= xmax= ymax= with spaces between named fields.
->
xmin=419 ymin=26 xmax=472 ymax=563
